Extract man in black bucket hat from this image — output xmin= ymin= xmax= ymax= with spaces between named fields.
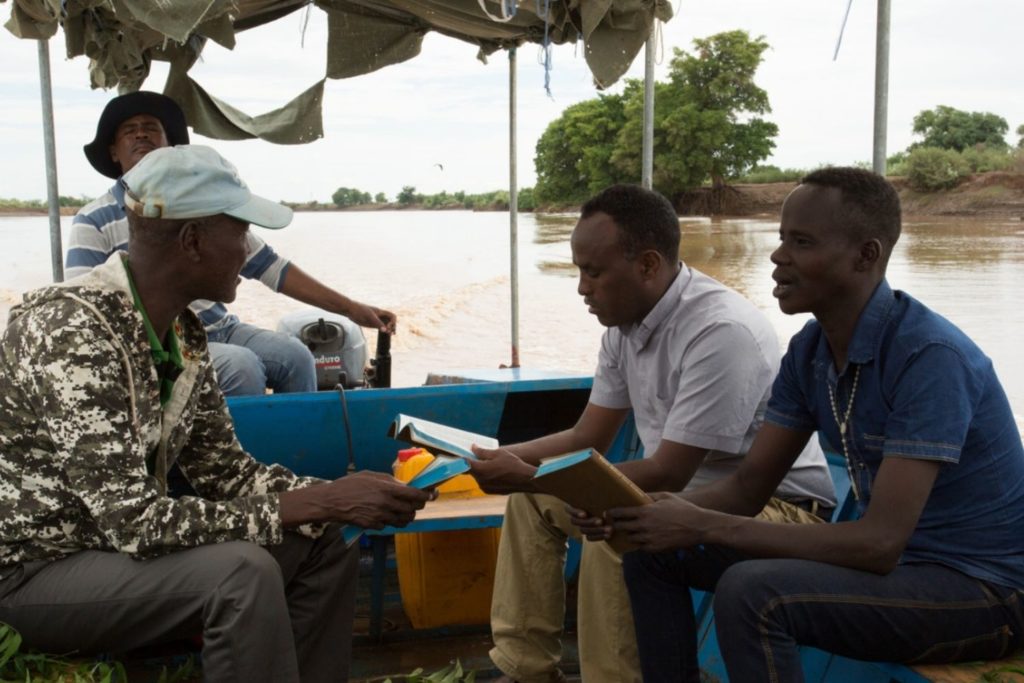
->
xmin=69 ymin=91 xmax=397 ymax=396
xmin=82 ymin=91 xmax=190 ymax=180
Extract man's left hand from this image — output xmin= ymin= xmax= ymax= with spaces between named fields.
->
xmin=606 ymin=492 xmax=708 ymax=553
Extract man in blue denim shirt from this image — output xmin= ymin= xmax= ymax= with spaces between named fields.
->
xmin=583 ymin=167 xmax=1024 ymax=681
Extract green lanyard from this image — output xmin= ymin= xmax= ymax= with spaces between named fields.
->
xmin=123 ymin=260 xmax=184 ymax=407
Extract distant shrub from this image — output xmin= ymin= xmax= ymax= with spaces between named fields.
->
xmin=1011 ymin=149 xmax=1024 ymax=174
xmin=517 ymin=187 xmax=537 ymax=211
xmin=0 ymin=198 xmax=44 ymax=209
xmin=905 ymin=147 xmax=970 ymax=191
xmin=397 ymin=186 xmax=422 ymax=205
xmin=0 ymin=196 xmax=90 ymax=210
xmin=960 ymin=144 xmax=1013 ymax=173
xmin=736 ymin=165 xmax=805 ymax=184
xmin=423 ymin=191 xmax=460 ymax=209
xmin=874 ymin=152 xmax=910 ymax=177
xmin=331 ymin=187 xmax=371 ymax=207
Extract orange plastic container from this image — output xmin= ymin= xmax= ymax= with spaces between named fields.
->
xmin=392 ymin=448 xmax=502 ymax=628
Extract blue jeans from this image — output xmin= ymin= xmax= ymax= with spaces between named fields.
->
xmin=622 ymin=547 xmax=1024 ymax=683
xmin=207 ymin=320 xmax=317 ymax=396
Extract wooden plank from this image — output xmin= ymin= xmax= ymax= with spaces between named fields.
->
xmin=366 ymin=495 xmax=509 ymax=535
xmin=412 ymin=495 xmax=508 ymax=521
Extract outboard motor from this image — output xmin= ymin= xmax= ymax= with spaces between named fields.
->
xmin=277 ymin=310 xmax=368 ymax=389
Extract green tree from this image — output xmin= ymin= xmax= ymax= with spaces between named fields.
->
xmin=397 ymin=186 xmax=419 ymax=205
xmin=910 ymin=105 xmax=1009 ymax=152
xmin=374 ymin=192 xmax=387 ymax=203
xmin=517 ymin=186 xmax=536 ymax=211
xmin=331 ymin=187 xmax=370 ymax=207
xmin=1017 ymin=123 xmax=1024 ymax=149
xmin=613 ymin=30 xmax=778 ymax=198
xmin=533 ymin=92 xmax=629 ymax=204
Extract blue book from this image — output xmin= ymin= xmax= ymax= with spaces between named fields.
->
xmin=340 ymin=456 xmax=472 ymax=546
xmin=534 ymin=448 xmax=594 ymax=476
xmin=386 ymin=413 xmax=498 ymax=460
xmin=533 ymin=448 xmax=651 ymax=554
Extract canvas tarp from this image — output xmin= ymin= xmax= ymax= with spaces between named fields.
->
xmin=4 ymin=0 xmax=672 ymax=144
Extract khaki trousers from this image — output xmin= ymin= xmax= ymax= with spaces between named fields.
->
xmin=489 ymin=493 xmax=823 ymax=683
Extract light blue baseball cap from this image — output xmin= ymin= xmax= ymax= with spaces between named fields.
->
xmin=122 ymin=144 xmax=292 ymax=229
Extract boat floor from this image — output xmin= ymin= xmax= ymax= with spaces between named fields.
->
xmin=113 ymin=540 xmax=581 ymax=681
xmin=351 ymin=542 xmax=581 ymax=681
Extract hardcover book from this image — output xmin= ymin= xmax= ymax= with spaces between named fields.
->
xmin=387 ymin=413 xmax=498 ymax=460
xmin=533 ymin=448 xmax=651 ymax=554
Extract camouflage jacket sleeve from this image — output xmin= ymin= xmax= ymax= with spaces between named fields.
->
xmin=16 ymin=301 xmax=303 ymax=557
xmin=175 ymin=361 xmax=327 ymax=539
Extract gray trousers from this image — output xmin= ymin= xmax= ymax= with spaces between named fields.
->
xmin=0 ymin=530 xmax=357 ymax=683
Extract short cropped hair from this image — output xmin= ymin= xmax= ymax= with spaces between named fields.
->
xmin=126 ymin=209 xmax=188 ymax=248
xmin=580 ymin=184 xmax=680 ymax=262
xmin=801 ymin=167 xmax=902 ymax=254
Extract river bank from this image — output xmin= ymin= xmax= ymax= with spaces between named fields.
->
xmin=677 ymin=172 xmax=1024 ymax=218
xmin=4 ymin=171 xmax=1023 ymax=218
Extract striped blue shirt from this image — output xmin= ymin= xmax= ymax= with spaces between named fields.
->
xmin=66 ymin=182 xmax=290 ymax=331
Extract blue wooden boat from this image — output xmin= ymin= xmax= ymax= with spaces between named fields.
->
xmin=226 ymin=368 xmax=637 ymax=671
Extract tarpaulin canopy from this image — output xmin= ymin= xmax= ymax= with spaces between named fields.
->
xmin=4 ymin=0 xmax=672 ymax=144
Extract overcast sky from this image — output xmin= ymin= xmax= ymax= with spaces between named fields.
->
xmin=2 ymin=0 xmax=1022 ymax=202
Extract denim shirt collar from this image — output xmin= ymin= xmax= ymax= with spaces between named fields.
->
xmin=621 ymin=264 xmax=689 ymax=351
xmin=815 ymin=279 xmax=896 ymax=374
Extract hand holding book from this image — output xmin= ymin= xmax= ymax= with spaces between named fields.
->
xmin=467 ymin=445 xmax=540 ymax=494
xmin=530 ymin=448 xmax=651 ymax=553
xmin=340 ymin=455 xmax=471 ymax=546
xmin=385 ymin=415 xmax=650 ymax=552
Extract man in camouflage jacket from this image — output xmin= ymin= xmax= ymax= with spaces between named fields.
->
xmin=0 ymin=145 xmax=429 ymax=683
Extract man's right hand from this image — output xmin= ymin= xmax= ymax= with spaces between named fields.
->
xmin=279 ymin=471 xmax=431 ymax=529
xmin=468 ymin=445 xmax=538 ymax=494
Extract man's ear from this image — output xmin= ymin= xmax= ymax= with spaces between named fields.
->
xmin=638 ymin=249 xmax=662 ymax=280
xmin=855 ymin=238 xmax=883 ymax=272
xmin=179 ymin=220 xmax=203 ymax=263
xmin=108 ymin=145 xmax=120 ymax=166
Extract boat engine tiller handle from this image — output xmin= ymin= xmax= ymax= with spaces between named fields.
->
xmin=366 ymin=331 xmax=391 ymax=388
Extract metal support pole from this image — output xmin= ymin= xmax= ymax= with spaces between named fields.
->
xmin=872 ymin=0 xmax=891 ymax=175
xmin=37 ymin=39 xmax=64 ymax=282
xmin=508 ymin=47 xmax=520 ymax=368
xmin=641 ymin=32 xmax=656 ymax=189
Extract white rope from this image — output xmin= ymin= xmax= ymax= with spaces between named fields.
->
xmin=477 ymin=0 xmax=518 ymax=23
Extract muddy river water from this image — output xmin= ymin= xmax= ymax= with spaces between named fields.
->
xmin=2 ymin=211 xmax=1021 ymax=424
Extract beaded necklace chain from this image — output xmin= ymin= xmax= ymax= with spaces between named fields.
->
xmin=828 ymin=364 xmax=862 ymax=500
